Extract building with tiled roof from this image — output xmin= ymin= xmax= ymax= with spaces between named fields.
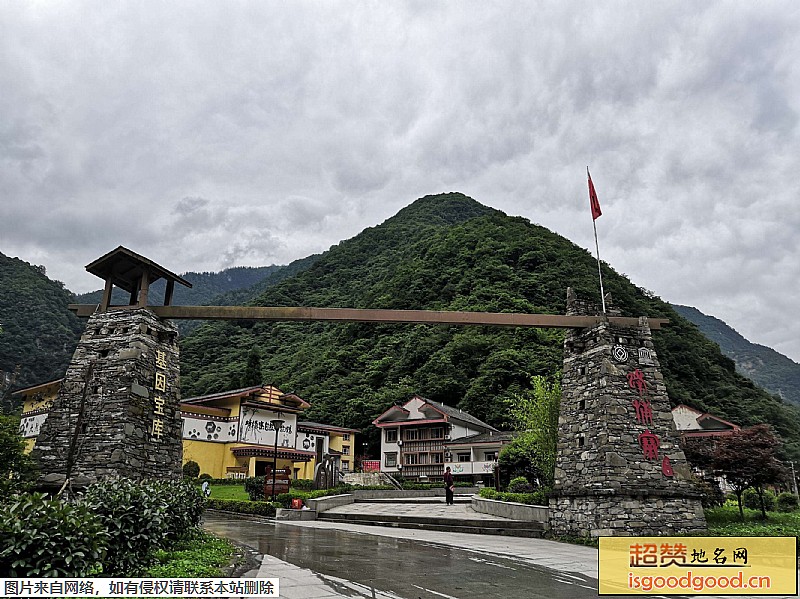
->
xmin=15 ymin=380 xmax=357 ymax=480
xmin=671 ymin=404 xmax=740 ymax=438
xmin=372 ymin=394 xmax=509 ymax=484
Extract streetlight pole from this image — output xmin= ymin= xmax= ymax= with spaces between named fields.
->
xmin=397 ymin=439 xmax=403 ymax=481
xmin=270 ymin=418 xmax=285 ymax=501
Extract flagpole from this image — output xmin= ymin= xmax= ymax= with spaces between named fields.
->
xmin=588 ymin=167 xmax=607 ymax=315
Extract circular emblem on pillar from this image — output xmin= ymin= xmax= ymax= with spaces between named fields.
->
xmin=612 ymin=345 xmax=629 ymax=362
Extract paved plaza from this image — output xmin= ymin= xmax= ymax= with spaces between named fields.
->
xmin=202 ymin=503 xmax=800 ymax=599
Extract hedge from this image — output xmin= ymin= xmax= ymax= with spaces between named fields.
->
xmin=0 ymin=493 xmax=107 ymax=577
xmin=205 ymin=498 xmax=277 ymax=517
xmin=478 ymin=487 xmax=549 ymax=506
xmin=0 ymin=479 xmax=205 ymax=577
xmin=83 ymin=478 xmax=205 ymax=575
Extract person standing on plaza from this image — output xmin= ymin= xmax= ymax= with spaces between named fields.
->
xmin=443 ymin=466 xmax=454 ymax=505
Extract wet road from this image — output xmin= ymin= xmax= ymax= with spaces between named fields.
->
xmin=202 ymin=512 xmax=628 ymax=599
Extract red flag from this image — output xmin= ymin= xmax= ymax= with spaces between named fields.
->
xmin=588 ymin=170 xmax=602 ymax=220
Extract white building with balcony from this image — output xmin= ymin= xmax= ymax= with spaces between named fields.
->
xmin=373 ymin=394 xmax=510 ymax=483
xmin=444 ymin=430 xmax=515 ymax=483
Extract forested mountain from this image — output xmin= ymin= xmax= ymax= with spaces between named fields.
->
xmin=179 ymin=193 xmax=800 ymax=459
xmin=0 ymin=253 xmax=83 ymax=399
xmin=673 ymin=304 xmax=800 ymax=406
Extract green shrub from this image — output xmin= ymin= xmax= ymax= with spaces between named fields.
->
xmin=244 ymin=476 xmax=266 ymax=501
xmin=205 ymin=498 xmax=277 ymax=517
xmin=507 ymin=476 xmax=535 ymax=493
xmin=743 ymin=488 xmax=776 ymax=512
xmin=150 ymin=479 xmax=205 ymax=542
xmin=182 ymin=460 xmax=200 ymax=479
xmin=291 ymin=479 xmax=316 ymax=490
xmin=274 ymin=486 xmax=353 ymax=508
xmin=0 ymin=493 xmax=107 ymax=576
xmin=776 ymin=492 xmax=799 ymax=513
xmin=478 ymin=487 xmax=549 ymax=506
xmin=199 ymin=473 xmax=213 ymax=481
xmin=84 ymin=478 xmax=166 ymax=575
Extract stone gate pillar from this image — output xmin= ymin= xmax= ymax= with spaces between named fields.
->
xmin=548 ymin=289 xmax=706 ymax=537
xmin=32 ymin=247 xmax=191 ymax=490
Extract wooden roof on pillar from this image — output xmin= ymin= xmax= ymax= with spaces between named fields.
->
xmin=86 ymin=246 xmax=192 ymax=293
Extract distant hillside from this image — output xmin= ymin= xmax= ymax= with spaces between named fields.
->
xmin=76 ymin=265 xmax=286 ymax=307
xmin=673 ymin=304 xmax=800 ymax=406
xmin=75 ymin=255 xmax=323 ymax=335
xmin=0 ymin=253 xmax=84 ymax=400
xmin=179 ymin=192 xmax=800 ymax=460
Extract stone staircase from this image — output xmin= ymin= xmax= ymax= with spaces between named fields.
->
xmin=316 ymin=497 xmax=546 ymax=538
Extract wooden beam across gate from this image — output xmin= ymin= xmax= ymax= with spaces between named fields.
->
xmin=67 ymin=304 xmax=668 ymax=329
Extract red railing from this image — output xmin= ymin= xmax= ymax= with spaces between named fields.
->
xmin=362 ymin=460 xmax=381 ymax=472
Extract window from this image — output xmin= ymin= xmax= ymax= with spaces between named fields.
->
xmin=405 ymin=453 xmax=419 ymax=465
xmin=404 ymin=428 xmax=420 ymax=441
xmin=342 ymin=446 xmax=350 ymax=455
xmin=384 ymin=452 xmax=397 ymax=467
xmin=342 ymin=461 xmax=349 ymax=470
xmin=457 ymin=452 xmax=471 ymax=462
xmin=342 ymin=433 xmax=350 ymax=441
xmin=385 ymin=429 xmax=398 ymax=443
xmin=431 ymin=453 xmax=444 ymax=464
xmin=484 ymin=452 xmax=497 ymax=461
xmin=430 ymin=427 xmax=444 ymax=439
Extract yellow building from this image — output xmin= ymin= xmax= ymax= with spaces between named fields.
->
xmin=15 ymin=381 xmax=357 ymax=481
xmin=14 ymin=379 xmax=62 ymax=454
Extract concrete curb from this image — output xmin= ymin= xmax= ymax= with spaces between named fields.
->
xmin=471 ymin=496 xmax=550 ymax=528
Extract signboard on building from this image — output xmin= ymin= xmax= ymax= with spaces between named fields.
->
xmin=238 ymin=406 xmax=296 ymax=447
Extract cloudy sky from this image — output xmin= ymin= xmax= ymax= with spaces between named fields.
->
xmin=2 ymin=2 xmax=799 ymax=362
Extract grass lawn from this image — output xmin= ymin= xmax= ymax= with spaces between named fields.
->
xmin=146 ymin=529 xmax=239 ymax=577
xmin=705 ymin=503 xmax=800 ymax=544
xmin=205 ymin=484 xmax=250 ymax=501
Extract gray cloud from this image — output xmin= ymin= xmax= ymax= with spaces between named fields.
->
xmin=1 ymin=1 xmax=799 ymax=362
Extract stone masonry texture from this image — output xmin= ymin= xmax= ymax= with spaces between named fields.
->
xmin=32 ymin=308 xmax=183 ymax=488
xmin=548 ymin=290 xmax=707 ymax=537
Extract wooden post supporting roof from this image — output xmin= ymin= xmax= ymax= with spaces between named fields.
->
xmin=84 ymin=246 xmax=192 ymax=312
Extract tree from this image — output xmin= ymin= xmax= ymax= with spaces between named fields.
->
xmin=499 ymin=374 xmax=560 ymax=488
xmin=0 ymin=414 xmax=36 ymax=499
xmin=713 ymin=425 xmax=788 ymax=519
xmin=241 ymin=349 xmax=263 ymax=388
xmin=681 ymin=437 xmax=725 ymax=507
xmin=182 ymin=460 xmax=200 ymax=478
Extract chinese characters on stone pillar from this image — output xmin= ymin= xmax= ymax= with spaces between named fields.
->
xmin=151 ymin=350 xmax=169 ymax=442
xmin=627 ymin=365 xmax=673 ymax=477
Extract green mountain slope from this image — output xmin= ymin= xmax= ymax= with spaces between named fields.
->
xmin=672 ymin=304 xmax=800 ymax=406
xmin=0 ymin=253 xmax=84 ymax=397
xmin=179 ymin=193 xmax=800 ymax=459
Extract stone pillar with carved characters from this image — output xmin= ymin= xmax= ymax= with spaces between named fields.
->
xmin=548 ymin=288 xmax=706 ymax=537
xmin=32 ymin=308 xmax=183 ymax=490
